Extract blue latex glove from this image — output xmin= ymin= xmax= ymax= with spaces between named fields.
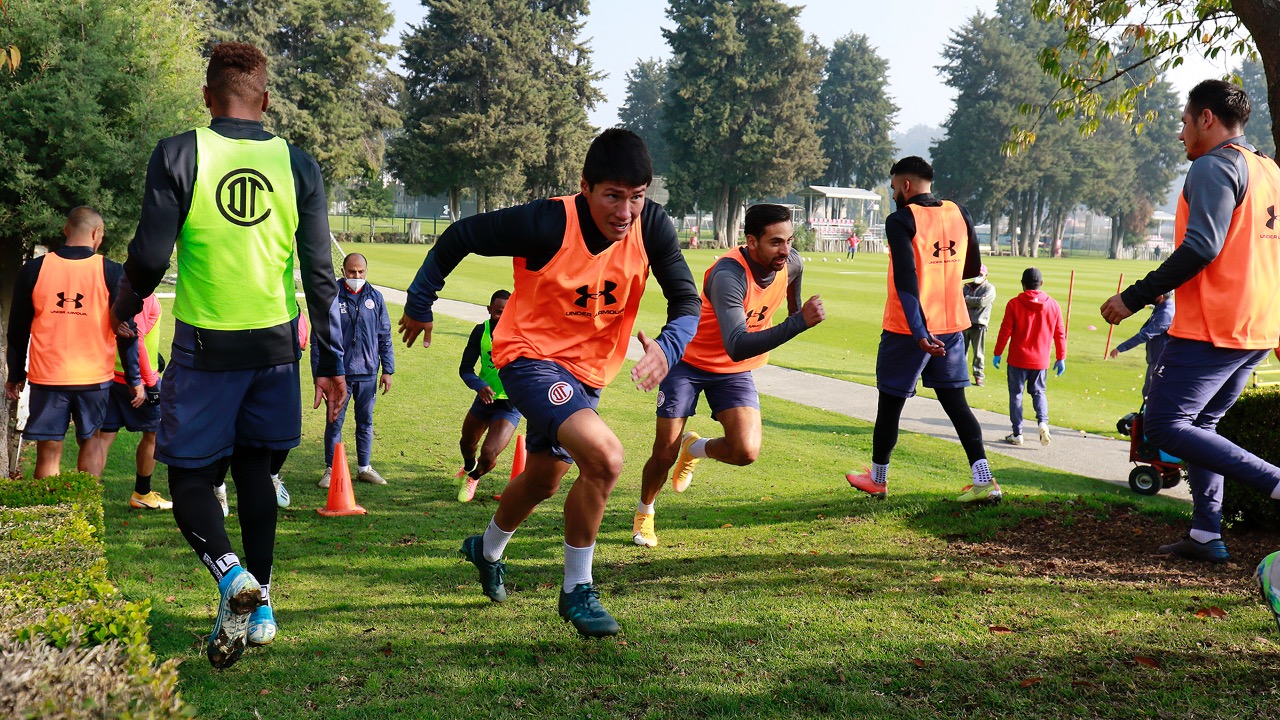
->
xmin=1054 ymin=359 xmax=1066 ymax=376
xmin=992 ymin=355 xmax=1001 ymax=370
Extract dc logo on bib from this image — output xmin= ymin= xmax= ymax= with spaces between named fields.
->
xmin=216 ymin=168 xmax=274 ymax=227
xmin=656 ymin=391 xmax=665 ymax=408
xmin=548 ymin=381 xmax=573 ymax=406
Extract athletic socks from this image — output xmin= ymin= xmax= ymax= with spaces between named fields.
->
xmin=260 ymin=583 xmax=271 ymax=605
xmin=358 ymin=465 xmax=371 ymax=474
xmin=468 ymin=467 xmax=485 ymax=481
xmin=462 ymin=457 xmax=478 ymax=474
xmin=871 ymin=462 xmax=888 ymax=486
xmin=689 ymin=438 xmax=710 ymax=459
xmin=637 ymin=499 xmax=655 ymax=515
xmin=563 ymin=542 xmax=595 ymax=593
xmin=971 ymin=458 xmax=993 ymax=485
xmin=482 ymin=518 xmax=514 ymax=563
xmin=1189 ymin=529 xmax=1222 ymax=543
xmin=135 ymin=474 xmax=152 ymax=495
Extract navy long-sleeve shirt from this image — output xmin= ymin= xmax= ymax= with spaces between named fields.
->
xmin=884 ymin=193 xmax=982 ymax=341
xmin=7 ymin=245 xmax=140 ymax=387
xmin=114 ymin=117 xmax=344 ymax=376
xmin=406 ymin=194 xmax=701 ymax=370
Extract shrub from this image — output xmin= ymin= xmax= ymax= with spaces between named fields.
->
xmin=1217 ymin=386 xmax=1280 ymax=529
xmin=793 ymin=224 xmax=817 ymax=252
xmin=0 ymin=472 xmax=189 ymax=718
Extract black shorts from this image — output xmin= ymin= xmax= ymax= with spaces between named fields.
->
xmin=101 ymin=381 xmax=161 ymax=433
xmin=24 ymin=382 xmax=111 ymax=441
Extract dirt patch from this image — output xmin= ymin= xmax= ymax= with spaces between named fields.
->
xmin=947 ymin=505 xmax=1280 ymax=595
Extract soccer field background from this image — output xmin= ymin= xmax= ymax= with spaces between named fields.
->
xmin=96 ymin=299 xmax=1280 ymax=719
xmin=346 ymin=242 xmax=1203 ymax=437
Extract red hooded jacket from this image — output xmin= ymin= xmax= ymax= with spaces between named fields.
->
xmin=993 ymin=289 xmax=1067 ymax=370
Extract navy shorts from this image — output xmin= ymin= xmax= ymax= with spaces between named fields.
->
xmin=497 ymin=357 xmax=601 ymax=464
xmin=23 ymin=382 xmax=111 ymax=441
xmin=656 ymin=361 xmax=759 ymax=420
xmin=101 ymin=381 xmax=161 ymax=433
xmin=155 ymin=351 xmax=302 ymax=468
xmin=467 ymin=396 xmax=523 ymax=428
xmin=876 ymin=330 xmax=971 ymax=398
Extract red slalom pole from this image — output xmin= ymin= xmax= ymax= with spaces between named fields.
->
xmin=1064 ymin=269 xmax=1076 ymax=339
xmin=1103 ymin=272 xmax=1124 ymax=358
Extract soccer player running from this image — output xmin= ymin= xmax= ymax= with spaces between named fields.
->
xmin=633 ymin=204 xmax=825 ymax=547
xmin=1099 ymin=81 xmax=1280 ymax=631
xmin=91 ymin=291 xmax=170 ymax=510
xmin=113 ymin=42 xmax=346 ymax=668
xmin=455 ymin=289 xmax=522 ymax=503
xmin=400 ymin=129 xmax=700 ymax=637
xmin=844 ymin=156 xmax=998 ymax=504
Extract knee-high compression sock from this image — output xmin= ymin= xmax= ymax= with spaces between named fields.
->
xmin=169 ymin=458 xmax=238 ymax=582
xmin=230 ymin=445 xmax=277 ymax=588
xmin=269 ymin=449 xmax=289 ymax=477
xmin=935 ymin=388 xmax=986 ymax=464
xmin=872 ymin=392 xmax=907 ymax=465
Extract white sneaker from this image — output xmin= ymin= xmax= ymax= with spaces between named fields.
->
xmin=1039 ymin=424 xmax=1052 ymax=446
xmin=272 ymin=474 xmax=291 ymax=508
xmin=1004 ymin=434 xmax=1024 ymax=446
xmin=318 ymin=467 xmax=331 ymax=489
xmin=214 ymin=483 xmax=229 ymax=517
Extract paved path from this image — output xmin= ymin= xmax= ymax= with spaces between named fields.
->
xmin=377 ymin=285 xmax=1188 ymax=501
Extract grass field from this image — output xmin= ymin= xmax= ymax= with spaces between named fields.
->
xmin=338 ymin=242 xmax=1246 ymax=437
xmin=85 ymin=299 xmax=1280 ymax=720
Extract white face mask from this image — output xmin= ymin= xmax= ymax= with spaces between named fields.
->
xmin=344 ymin=278 xmax=366 ymax=292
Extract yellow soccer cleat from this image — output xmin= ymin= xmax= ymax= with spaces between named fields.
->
xmin=633 ymin=511 xmax=658 ymax=547
xmin=956 ymin=480 xmax=1003 ymax=505
xmin=130 ymin=491 xmax=173 ymax=510
xmin=671 ymin=431 xmax=702 ymax=493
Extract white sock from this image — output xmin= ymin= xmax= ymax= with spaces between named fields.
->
xmin=358 ymin=464 xmax=372 ymax=474
xmin=563 ymin=542 xmax=595 ymax=593
xmin=637 ymin=500 xmax=655 ymax=515
xmin=482 ymin=518 xmax=514 ymax=562
xmin=689 ymin=438 xmax=710 ymax=459
xmin=1189 ymin=529 xmax=1221 ymax=544
xmin=270 ymin=474 xmax=280 ymax=482
xmin=871 ymin=462 xmax=888 ymax=486
xmin=1270 ymin=482 xmax=1280 ymax=501
xmin=971 ymin=458 xmax=993 ymax=485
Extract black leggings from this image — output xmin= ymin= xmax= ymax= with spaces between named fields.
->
xmin=270 ymin=448 xmax=289 ymax=476
xmin=169 ymin=445 xmax=277 ymax=586
xmin=872 ymin=388 xmax=986 ymax=466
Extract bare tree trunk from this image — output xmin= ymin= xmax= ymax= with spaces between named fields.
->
xmin=0 ymin=239 xmax=27 ymax=477
xmin=1109 ymin=215 xmax=1123 ymax=259
xmin=726 ymin=187 xmax=744 ymax=248
xmin=448 ymin=186 xmax=460 ymax=222
xmin=988 ymin=210 xmax=1001 ymax=254
xmin=712 ymin=185 xmax=731 ymax=248
xmin=1233 ymin=0 xmax=1280 ymax=154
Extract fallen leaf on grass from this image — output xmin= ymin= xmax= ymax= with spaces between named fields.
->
xmin=164 ymin=596 xmax=176 ymax=603
xmin=988 ymin=626 xmax=1013 ymax=635
xmin=1133 ymin=656 xmax=1161 ymax=669
xmin=721 ymin=523 xmax=733 ymax=529
xmin=816 ymin=514 xmax=825 ymax=519
xmin=379 ymin=642 xmax=393 ymax=657
xmin=911 ymin=658 xmax=925 ymax=668
xmin=931 ymin=576 xmax=944 ymax=583
xmin=1194 ymin=606 xmax=1227 ymax=619
xmin=808 ymin=550 xmax=820 ymax=555
xmin=1019 ymin=677 xmax=1042 ymax=688
xmin=259 ymin=689 xmax=270 ymax=696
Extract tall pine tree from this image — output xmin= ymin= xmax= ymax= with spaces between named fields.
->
xmin=663 ymin=0 xmax=826 ymax=247
xmin=817 ymin=34 xmax=898 ymax=190
xmin=618 ymin=59 xmax=672 ymax=177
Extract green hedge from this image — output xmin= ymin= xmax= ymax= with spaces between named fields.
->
xmin=0 ymin=472 xmax=189 ymax=719
xmin=1218 ymin=386 xmax=1280 ymax=529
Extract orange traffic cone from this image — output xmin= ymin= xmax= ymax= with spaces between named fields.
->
xmin=509 ymin=434 xmax=526 ymax=481
xmin=317 ymin=442 xmax=366 ymax=517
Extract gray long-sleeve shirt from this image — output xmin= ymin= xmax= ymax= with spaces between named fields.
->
xmin=704 ymin=247 xmax=806 ymax=362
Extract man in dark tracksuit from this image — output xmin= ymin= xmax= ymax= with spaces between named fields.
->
xmin=112 ymin=42 xmax=346 ymax=668
xmin=1108 ymin=292 xmax=1174 ymax=399
xmin=1100 ymin=81 xmax=1280 ymax=631
xmin=316 ymin=252 xmax=394 ymax=488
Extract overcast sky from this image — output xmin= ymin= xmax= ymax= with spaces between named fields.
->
xmin=384 ymin=0 xmax=1233 ymax=133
